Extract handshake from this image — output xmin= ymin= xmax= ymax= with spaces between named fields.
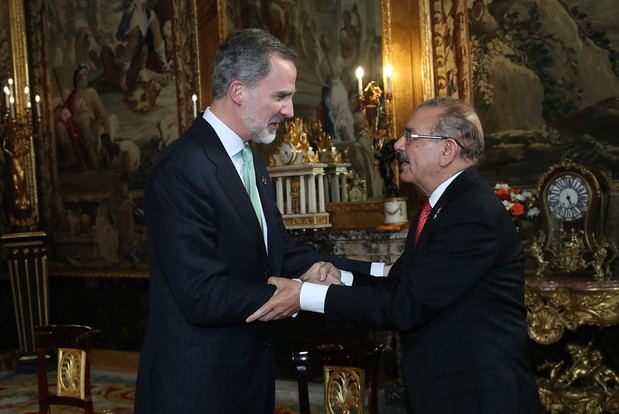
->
xmin=245 ymin=261 xmax=343 ymax=323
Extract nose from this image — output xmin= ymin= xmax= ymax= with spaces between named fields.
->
xmin=394 ymin=135 xmax=406 ymax=152
xmin=281 ymin=100 xmax=294 ymax=118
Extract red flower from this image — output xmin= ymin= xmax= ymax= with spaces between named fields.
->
xmin=495 ymin=189 xmax=511 ymax=201
xmin=510 ymin=203 xmax=524 ymax=216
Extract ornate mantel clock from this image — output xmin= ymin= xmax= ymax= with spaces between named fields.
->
xmin=267 ymin=118 xmax=333 ymax=229
xmin=530 ymin=159 xmax=617 ymax=279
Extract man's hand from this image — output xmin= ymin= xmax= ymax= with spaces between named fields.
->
xmin=299 ymin=261 xmax=342 ymax=285
xmin=246 ymin=277 xmax=301 ymax=323
xmin=384 ymin=264 xmax=393 ymax=276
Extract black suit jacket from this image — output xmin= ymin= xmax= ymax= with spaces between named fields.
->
xmin=134 ymin=117 xmax=370 ymax=414
xmin=325 ymin=168 xmax=540 ymax=413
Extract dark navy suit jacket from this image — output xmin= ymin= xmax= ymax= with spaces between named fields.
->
xmin=325 ymin=168 xmax=540 ymax=413
xmin=134 ymin=117 xmax=370 ymax=414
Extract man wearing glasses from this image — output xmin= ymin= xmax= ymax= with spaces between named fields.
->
xmin=249 ymin=97 xmax=541 ymax=413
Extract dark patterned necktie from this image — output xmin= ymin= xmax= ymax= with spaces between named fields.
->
xmin=414 ymin=200 xmax=432 ymax=246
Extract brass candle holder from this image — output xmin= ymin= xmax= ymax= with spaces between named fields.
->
xmin=1 ymin=106 xmax=41 ymax=231
xmin=357 ymin=81 xmax=394 ymax=153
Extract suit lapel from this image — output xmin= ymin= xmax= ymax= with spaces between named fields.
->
xmin=414 ymin=167 xmax=480 ymax=248
xmin=196 ymin=119 xmax=266 ymax=247
xmin=253 ymin=157 xmax=282 ymax=267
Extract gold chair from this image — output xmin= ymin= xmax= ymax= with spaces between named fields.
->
xmin=35 ymin=325 xmax=97 ymax=414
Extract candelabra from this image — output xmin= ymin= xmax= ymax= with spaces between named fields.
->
xmin=354 ymin=65 xmax=407 ymax=226
xmin=1 ymin=103 xmax=40 ymax=230
xmin=355 ymin=65 xmax=395 ymax=153
xmin=1 ymin=74 xmax=48 ymax=372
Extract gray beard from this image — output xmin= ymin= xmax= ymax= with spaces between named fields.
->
xmin=252 ymin=129 xmax=277 ymax=144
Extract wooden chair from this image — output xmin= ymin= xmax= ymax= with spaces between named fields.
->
xmin=35 ymin=325 xmax=97 ymax=414
xmin=291 ymin=340 xmax=385 ymax=414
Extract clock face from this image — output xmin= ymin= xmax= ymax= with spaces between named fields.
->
xmin=279 ymin=142 xmax=296 ymax=164
xmin=546 ymin=174 xmax=590 ymax=221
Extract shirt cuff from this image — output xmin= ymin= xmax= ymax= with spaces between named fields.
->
xmin=299 ymin=282 xmax=329 ymax=313
xmin=291 ymin=278 xmax=303 ymax=318
xmin=370 ymin=262 xmax=386 ymax=277
xmin=340 ymin=270 xmax=354 ymax=286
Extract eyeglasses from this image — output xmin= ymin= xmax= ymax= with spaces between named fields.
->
xmin=400 ymin=129 xmax=466 ymax=150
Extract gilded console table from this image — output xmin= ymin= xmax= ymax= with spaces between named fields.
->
xmin=525 ymin=275 xmax=619 ymax=413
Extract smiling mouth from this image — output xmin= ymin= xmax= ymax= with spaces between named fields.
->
xmin=268 ymin=118 xmax=285 ymax=130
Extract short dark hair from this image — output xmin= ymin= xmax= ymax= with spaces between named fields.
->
xmin=212 ymin=28 xmax=297 ymax=99
xmin=418 ymin=97 xmax=484 ymax=161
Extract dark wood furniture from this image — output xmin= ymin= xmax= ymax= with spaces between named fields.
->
xmin=35 ymin=325 xmax=97 ymax=414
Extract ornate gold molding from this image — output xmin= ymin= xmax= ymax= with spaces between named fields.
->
xmin=8 ymin=0 xmax=29 ymax=116
xmin=326 ymin=200 xmax=386 ymax=230
xmin=425 ymin=0 xmax=472 ymax=102
xmin=3 ymin=0 xmax=39 ymax=230
xmin=381 ymin=0 xmax=396 ymax=137
xmin=418 ymin=0 xmax=435 ymax=100
xmin=525 ymin=279 xmax=619 ymax=345
xmin=283 ymin=214 xmax=330 ymax=228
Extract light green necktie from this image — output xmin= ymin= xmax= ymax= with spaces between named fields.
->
xmin=240 ymin=145 xmax=264 ymax=232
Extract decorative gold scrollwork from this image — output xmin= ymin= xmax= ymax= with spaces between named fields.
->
xmin=57 ymin=347 xmax=86 ymax=399
xmin=526 ymin=284 xmax=619 ymax=345
xmin=531 ymin=229 xmax=618 ymax=280
xmin=324 ymin=365 xmax=365 ymax=414
xmin=537 ymin=342 xmax=619 ymax=413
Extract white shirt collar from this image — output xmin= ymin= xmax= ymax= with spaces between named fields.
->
xmin=202 ymin=107 xmax=246 ymax=157
xmin=428 ymin=170 xmax=464 ymax=207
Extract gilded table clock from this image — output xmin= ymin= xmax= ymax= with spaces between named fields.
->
xmin=531 ymin=159 xmax=617 ymax=279
xmin=278 ymin=141 xmax=297 ymax=165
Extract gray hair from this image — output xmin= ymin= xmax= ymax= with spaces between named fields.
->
xmin=212 ymin=28 xmax=297 ymax=99
xmin=418 ymin=97 xmax=485 ymax=161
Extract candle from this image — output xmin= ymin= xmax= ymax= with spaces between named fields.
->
xmin=355 ymin=66 xmax=364 ymax=95
xmin=35 ymin=94 xmax=41 ymax=118
xmin=3 ymin=86 xmax=10 ymax=110
xmin=24 ymin=86 xmax=30 ymax=112
xmin=9 ymin=95 xmax=15 ymax=118
xmin=191 ymin=94 xmax=198 ymax=118
xmin=7 ymin=78 xmax=14 ymax=97
xmin=384 ymin=64 xmax=393 ymax=94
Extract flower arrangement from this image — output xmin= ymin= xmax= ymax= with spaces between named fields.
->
xmin=494 ymin=183 xmax=540 ymax=219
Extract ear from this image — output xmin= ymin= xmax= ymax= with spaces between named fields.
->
xmin=438 ymin=140 xmax=458 ymax=167
xmin=228 ymin=80 xmax=245 ymax=105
